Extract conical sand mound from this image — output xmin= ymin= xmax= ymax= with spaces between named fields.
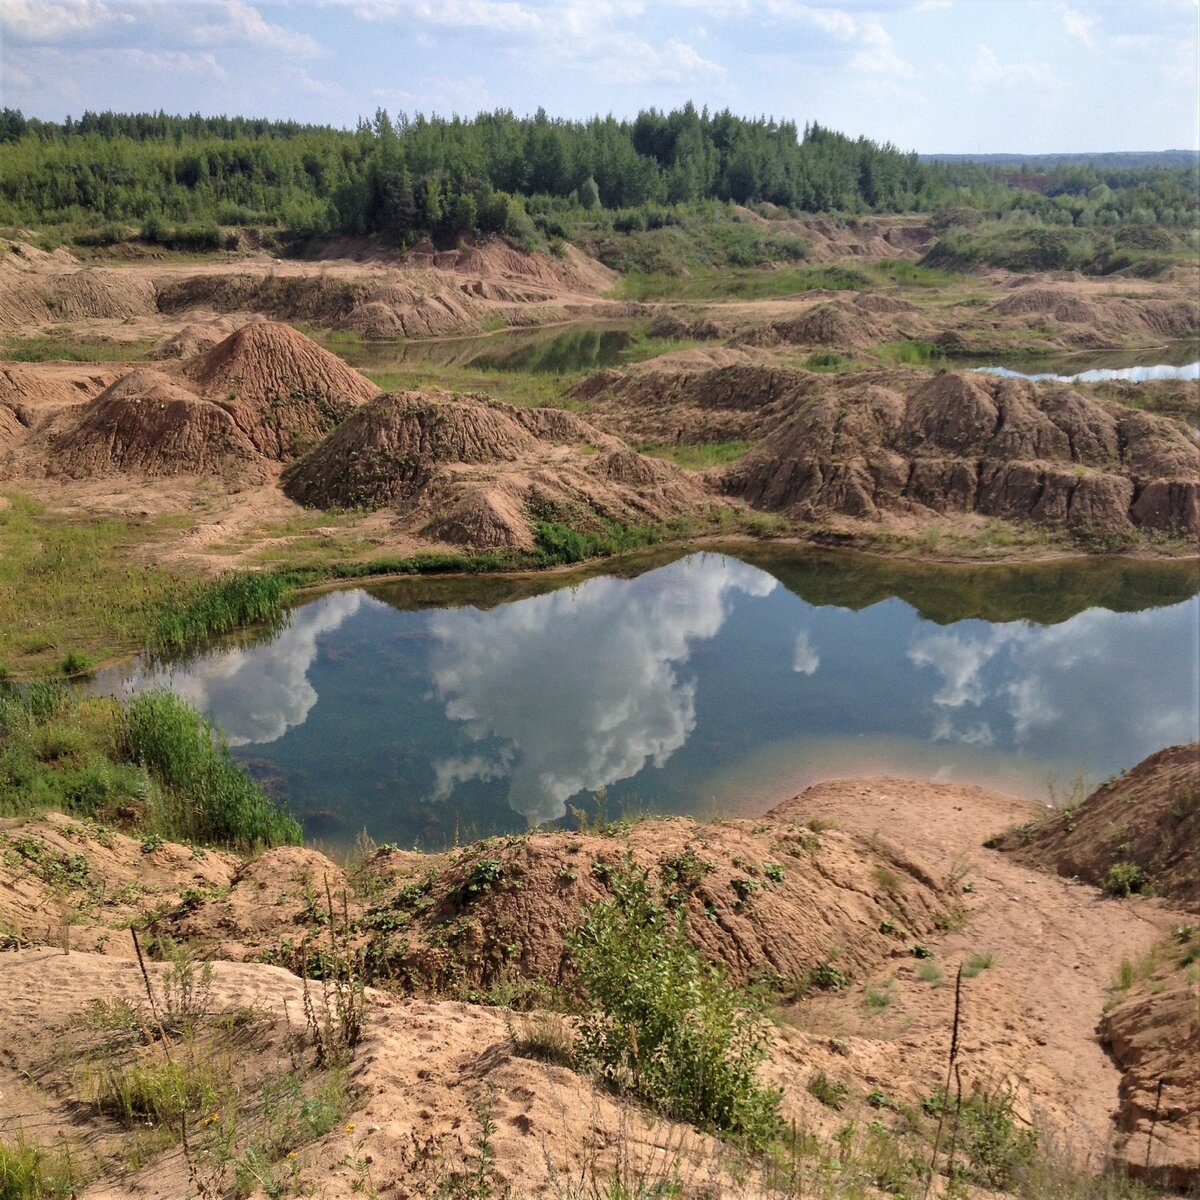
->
xmin=183 ymin=321 xmax=378 ymax=459
xmin=50 ymin=369 xmax=263 ymax=480
xmin=282 ymin=390 xmax=540 ymax=509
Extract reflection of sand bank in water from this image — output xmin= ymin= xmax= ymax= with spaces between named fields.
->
xmin=705 ymin=733 xmax=1062 ymax=820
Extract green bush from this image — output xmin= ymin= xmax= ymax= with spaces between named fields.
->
xmin=566 ymin=857 xmax=781 ymax=1145
xmin=1103 ymin=861 xmax=1148 ymax=898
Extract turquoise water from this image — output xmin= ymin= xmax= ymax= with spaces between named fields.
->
xmin=95 ymin=551 xmax=1200 ymax=851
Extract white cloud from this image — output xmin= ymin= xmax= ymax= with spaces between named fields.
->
xmin=915 ymin=0 xmax=952 ymax=9
xmin=352 ymin=0 xmax=543 ymax=34
xmin=907 ymin=628 xmax=1018 ymax=708
xmin=792 ymin=630 xmax=820 ymax=676
xmin=1062 ymin=7 xmax=1097 ymax=48
xmin=186 ymin=1 xmax=321 ymax=56
xmin=426 ymin=556 xmax=775 ymax=826
xmin=932 ymin=714 xmax=995 ymax=746
xmin=970 ymin=44 xmax=1061 ymax=90
xmin=125 ymin=590 xmax=366 ymax=747
xmin=0 ymin=0 xmax=127 ymax=41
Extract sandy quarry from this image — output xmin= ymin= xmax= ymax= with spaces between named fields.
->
xmin=0 ymin=221 xmax=1197 ymax=589
xmin=1 ymin=744 xmax=1196 ymax=1197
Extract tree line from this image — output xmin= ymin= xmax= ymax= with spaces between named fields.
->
xmin=0 ymin=104 xmax=1194 ymax=248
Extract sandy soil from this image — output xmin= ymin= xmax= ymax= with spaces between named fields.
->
xmin=3 ymin=754 xmax=1196 ymax=1195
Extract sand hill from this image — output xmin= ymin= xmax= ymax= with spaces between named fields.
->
xmin=48 ymin=369 xmax=266 ymax=481
xmin=182 ymin=320 xmax=379 ymax=459
xmin=283 ymin=389 xmax=717 ymax=551
xmin=722 ymin=370 xmax=1200 ymax=538
xmin=993 ymin=742 xmax=1199 ymax=909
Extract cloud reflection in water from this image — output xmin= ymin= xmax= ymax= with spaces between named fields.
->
xmin=426 ymin=556 xmax=777 ymax=826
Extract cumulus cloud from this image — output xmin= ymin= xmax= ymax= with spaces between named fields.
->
xmin=2 ymin=0 xmax=320 ymax=54
xmin=127 ymin=590 xmax=366 ymax=747
xmin=425 ymin=557 xmax=775 ymax=826
xmin=792 ymin=630 xmax=820 ymax=676
xmin=932 ymin=713 xmax=995 ymax=746
xmin=0 ymin=0 xmax=127 ymax=42
xmin=907 ymin=628 xmax=1018 ymax=708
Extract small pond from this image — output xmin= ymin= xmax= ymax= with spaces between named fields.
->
xmin=337 ymin=323 xmax=643 ymax=375
xmin=94 ymin=550 xmax=1200 ymax=852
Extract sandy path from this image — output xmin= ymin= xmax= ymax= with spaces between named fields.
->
xmin=771 ymin=777 xmax=1189 ymax=1161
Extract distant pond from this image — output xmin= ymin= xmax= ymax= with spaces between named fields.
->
xmin=93 ymin=550 xmax=1200 ymax=852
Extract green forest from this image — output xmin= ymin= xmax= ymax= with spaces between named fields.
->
xmin=0 ymin=105 xmax=1196 ymax=272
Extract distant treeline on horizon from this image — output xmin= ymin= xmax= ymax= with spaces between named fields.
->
xmin=0 ymin=105 xmax=1196 ymax=250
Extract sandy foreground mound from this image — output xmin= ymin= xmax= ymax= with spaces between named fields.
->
xmin=993 ymin=742 xmax=1200 ymax=907
xmin=989 ymin=746 xmax=1200 ymax=1188
xmin=283 ymin=389 xmax=720 ymax=550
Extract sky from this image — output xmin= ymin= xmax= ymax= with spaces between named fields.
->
xmin=1 ymin=0 xmax=1197 ymax=153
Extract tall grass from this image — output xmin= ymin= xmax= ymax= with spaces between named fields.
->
xmin=124 ymin=690 xmax=302 ymax=849
xmin=0 ymin=683 xmax=300 ymax=851
xmin=151 ymin=572 xmax=293 ymax=655
xmin=534 ymin=520 xmax=660 ymax=565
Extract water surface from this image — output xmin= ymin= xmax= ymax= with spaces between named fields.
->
xmin=95 ymin=551 xmax=1200 ymax=851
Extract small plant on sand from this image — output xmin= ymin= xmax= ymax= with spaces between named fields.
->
xmin=0 ymin=1137 xmax=78 ymax=1199
xmin=567 ymin=856 xmax=780 ymax=1146
xmin=806 ymin=1070 xmax=848 ymax=1110
xmin=1102 ymin=861 xmax=1147 ymax=898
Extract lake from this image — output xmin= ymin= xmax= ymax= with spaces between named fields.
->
xmin=93 ymin=550 xmax=1200 ymax=852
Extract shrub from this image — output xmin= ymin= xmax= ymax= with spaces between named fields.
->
xmin=566 ymin=857 xmax=780 ymax=1145
xmin=1103 ymin=862 xmax=1147 ymax=898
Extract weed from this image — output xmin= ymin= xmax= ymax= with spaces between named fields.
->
xmin=864 ymin=982 xmax=895 ymax=1011
xmin=961 ymin=952 xmax=995 ymax=979
xmin=807 ymin=1070 xmax=848 ymax=1110
xmin=566 ymin=856 xmax=780 ymax=1146
xmin=58 ymin=650 xmax=96 ymax=676
xmin=509 ymin=1012 xmax=576 ymax=1068
xmin=0 ymin=1136 xmax=77 ymax=1198
xmin=916 ymin=961 xmax=943 ymax=986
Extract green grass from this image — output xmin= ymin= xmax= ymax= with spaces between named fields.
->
xmin=1 ymin=335 xmax=155 ymax=363
xmin=0 ymin=492 xmax=205 ymax=672
xmin=616 ymin=264 xmax=871 ymax=302
xmin=874 ymin=338 xmax=945 ymax=366
xmin=357 ymin=332 xmax=696 ymax=409
xmin=873 ymin=258 xmax=964 ymax=288
xmin=150 ymin=571 xmax=293 ymax=655
xmin=0 ymin=684 xmax=301 ymax=851
xmin=0 ymin=1137 xmax=77 ymax=1199
xmin=365 ymin=363 xmax=571 ymax=409
xmin=635 ymin=440 xmax=752 ymax=469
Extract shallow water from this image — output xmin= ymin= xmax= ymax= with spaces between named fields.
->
xmin=971 ymin=361 xmax=1199 ymax=384
xmin=94 ymin=551 xmax=1200 ymax=852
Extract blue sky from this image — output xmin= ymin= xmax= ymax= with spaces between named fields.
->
xmin=1 ymin=0 xmax=1197 ymax=152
